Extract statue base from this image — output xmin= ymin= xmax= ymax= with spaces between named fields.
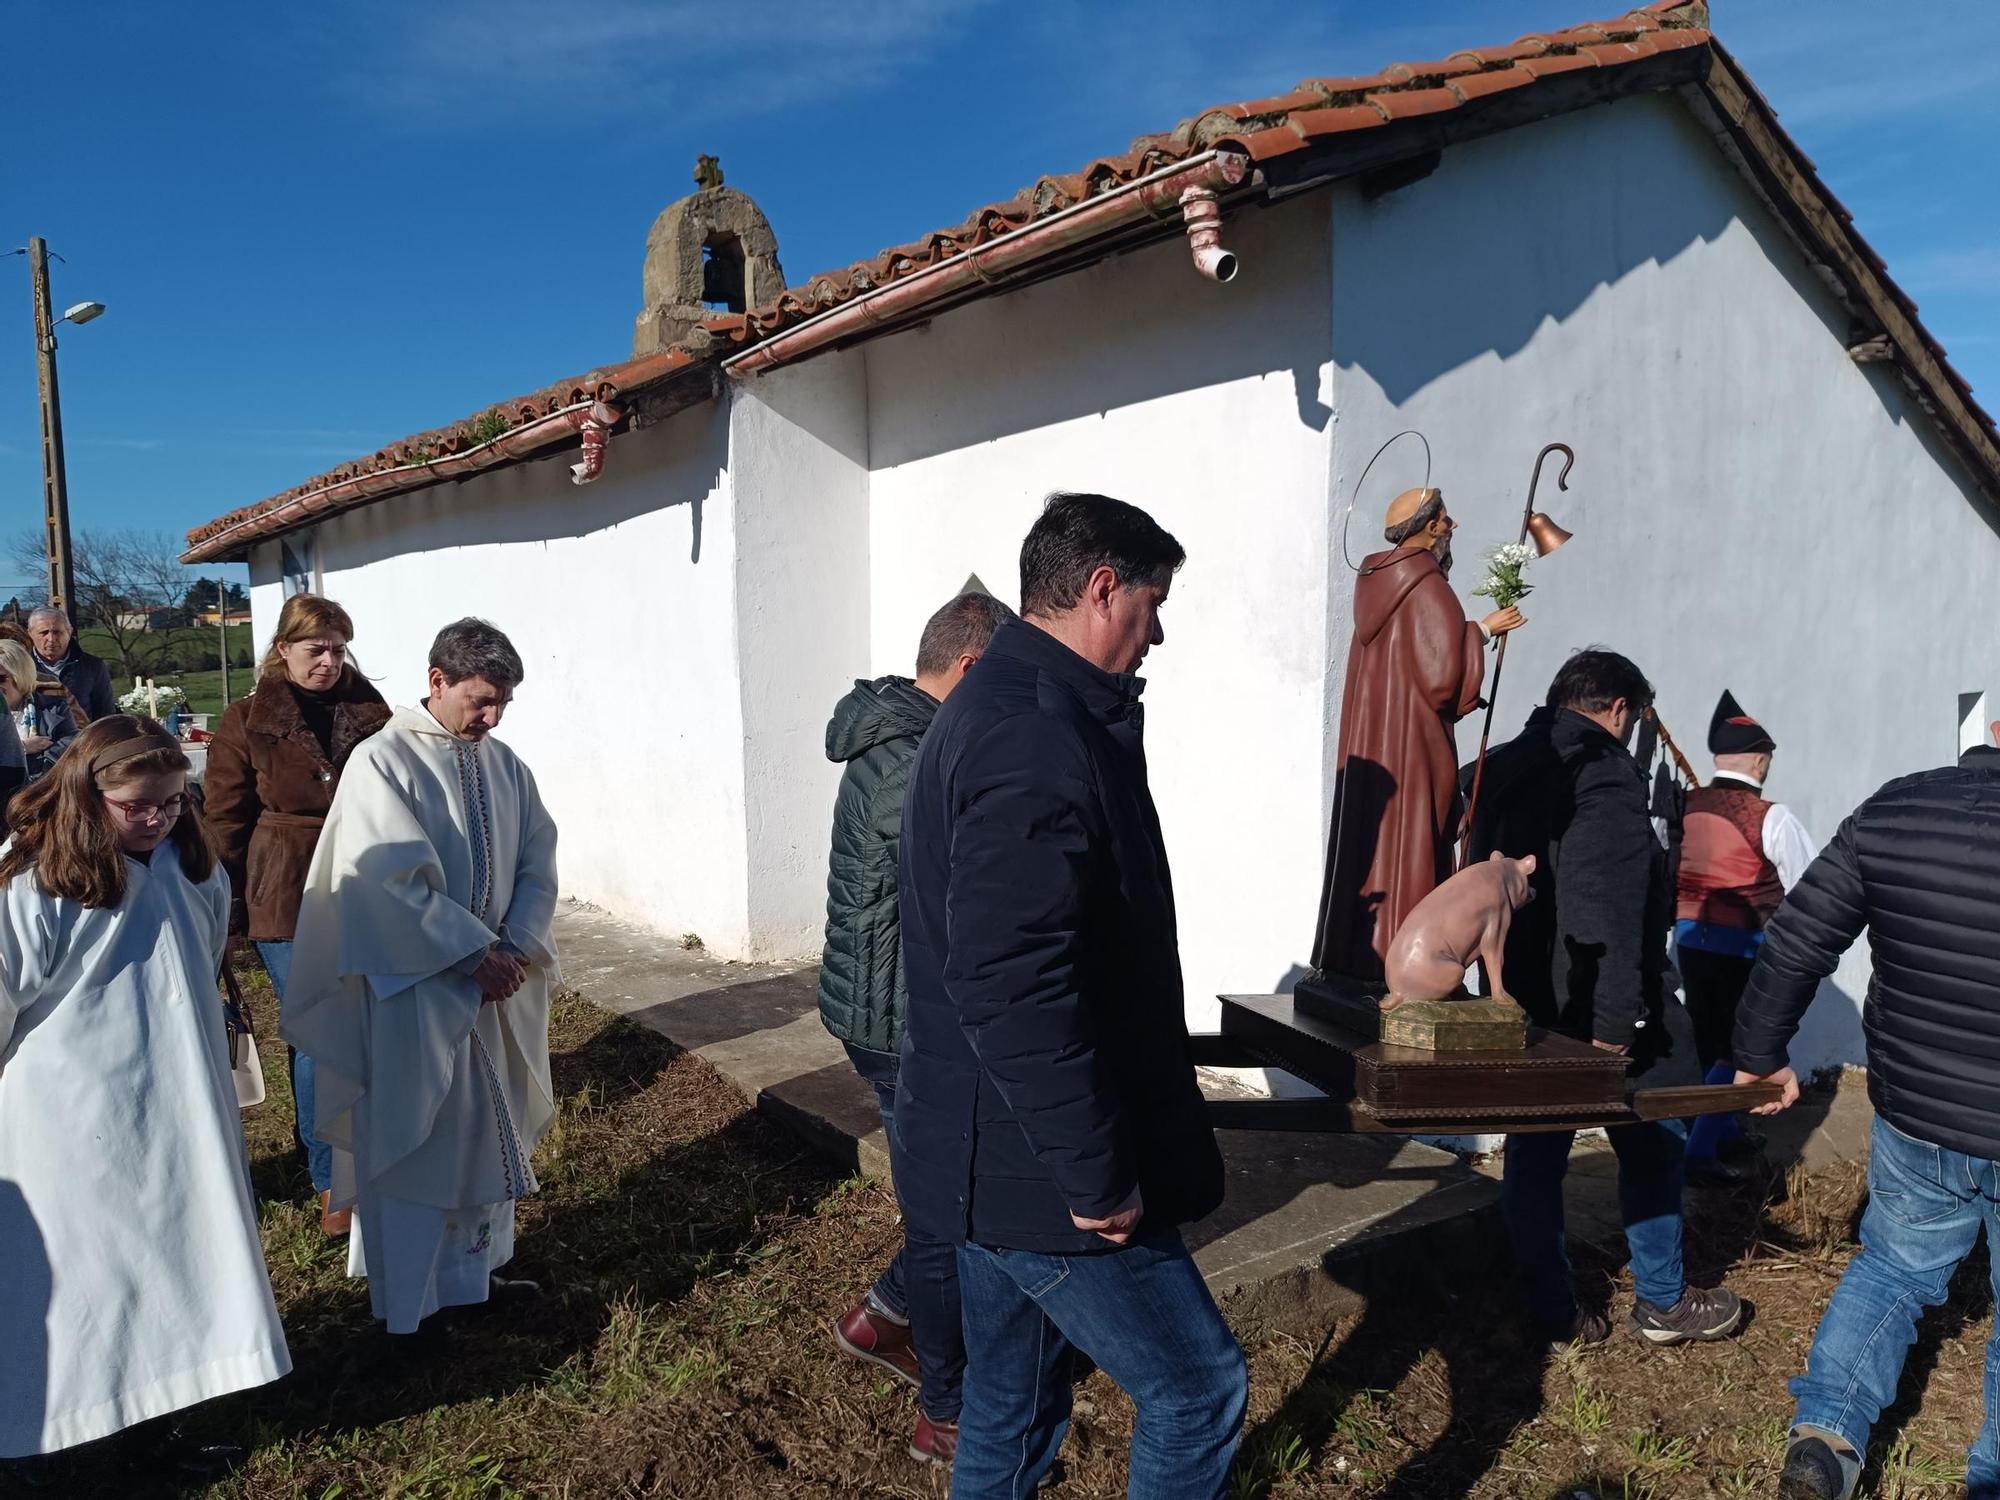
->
xmin=1294 ymin=974 xmax=1527 ymax=1053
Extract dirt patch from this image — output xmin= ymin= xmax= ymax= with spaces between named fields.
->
xmin=8 ymin=981 xmax=1983 ymax=1498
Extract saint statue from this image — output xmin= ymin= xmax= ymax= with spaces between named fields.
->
xmin=1311 ymin=486 xmax=1525 ymax=984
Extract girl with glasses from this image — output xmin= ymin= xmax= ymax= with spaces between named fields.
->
xmin=0 ymin=716 xmax=290 ymax=1474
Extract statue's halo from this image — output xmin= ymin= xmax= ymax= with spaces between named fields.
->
xmin=1340 ymin=430 xmax=1433 ymax=574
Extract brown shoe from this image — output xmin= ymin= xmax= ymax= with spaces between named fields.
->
xmin=833 ymin=1300 xmax=919 ymax=1387
xmin=909 ymin=1411 xmax=958 ymax=1466
xmin=319 ymin=1191 xmax=353 ymax=1237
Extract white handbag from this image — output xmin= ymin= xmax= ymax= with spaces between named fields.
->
xmin=222 ymin=962 xmax=266 ymax=1110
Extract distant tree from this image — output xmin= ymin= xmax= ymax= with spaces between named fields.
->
xmin=6 ymin=529 xmax=203 ymax=680
xmin=181 ymin=579 xmax=250 ymax=615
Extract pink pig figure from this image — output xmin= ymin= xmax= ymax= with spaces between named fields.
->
xmin=1382 ymin=851 xmax=1538 ymax=1008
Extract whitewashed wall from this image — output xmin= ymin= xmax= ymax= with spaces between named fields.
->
xmin=862 ymin=193 xmax=1336 ymax=1029
xmin=1329 ymin=94 xmax=1999 ymax=1071
xmin=247 ymin=405 xmax=759 ymax=952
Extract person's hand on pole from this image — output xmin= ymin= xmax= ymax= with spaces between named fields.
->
xmin=1481 ymin=606 xmax=1526 ymax=638
xmin=1734 ymin=1065 xmax=1799 ymax=1115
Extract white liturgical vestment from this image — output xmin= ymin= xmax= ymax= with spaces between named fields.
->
xmin=283 ymin=705 xmax=559 ymax=1332
xmin=0 ymin=847 xmax=290 ymax=1455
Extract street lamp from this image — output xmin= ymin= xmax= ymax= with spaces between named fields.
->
xmin=13 ymin=239 xmax=106 ymax=614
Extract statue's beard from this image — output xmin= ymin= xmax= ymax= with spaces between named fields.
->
xmin=1433 ymin=534 xmax=1453 ymax=578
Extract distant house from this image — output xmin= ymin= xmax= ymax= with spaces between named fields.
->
xmin=194 ymin=610 xmax=254 ymax=628
xmin=184 ymin=0 xmax=2000 ymax=1072
xmin=113 ymin=608 xmax=177 ymax=632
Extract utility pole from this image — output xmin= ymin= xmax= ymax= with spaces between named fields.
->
xmin=28 ymin=238 xmax=76 ymax=614
xmin=217 ymin=578 xmax=231 ymax=709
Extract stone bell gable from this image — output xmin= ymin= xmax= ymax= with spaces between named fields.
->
xmin=633 ymin=158 xmax=786 ymax=356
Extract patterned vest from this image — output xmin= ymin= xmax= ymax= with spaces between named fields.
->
xmin=1675 ymin=783 xmax=1784 ymax=930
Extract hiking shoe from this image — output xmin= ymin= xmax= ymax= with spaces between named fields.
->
xmin=1540 ymin=1308 xmax=1611 ymax=1348
xmin=909 ymin=1411 xmax=958 ymax=1466
xmin=1630 ymin=1285 xmax=1744 ymax=1346
xmin=834 ymin=1300 xmax=919 ymax=1387
xmin=1779 ymin=1429 xmax=1860 ymax=1500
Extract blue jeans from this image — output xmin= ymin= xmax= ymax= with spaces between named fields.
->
xmin=845 ymin=1043 xmax=965 ymax=1422
xmin=1502 ymin=1117 xmax=1689 ymax=1324
xmin=1791 ymin=1117 xmax=2000 ymax=1495
xmin=952 ymin=1230 xmax=1246 ymax=1499
xmin=256 ymin=941 xmax=333 ymax=1193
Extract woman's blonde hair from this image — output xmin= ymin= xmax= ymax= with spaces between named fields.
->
xmin=0 ymin=716 xmax=216 ymax=907
xmin=259 ymin=593 xmax=356 ymax=682
xmin=0 ymin=639 xmax=32 ymax=700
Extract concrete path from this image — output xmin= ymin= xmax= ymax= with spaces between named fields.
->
xmin=555 ymin=903 xmax=1501 ymax=1318
xmin=556 ymin=903 xmax=1877 ymax=1327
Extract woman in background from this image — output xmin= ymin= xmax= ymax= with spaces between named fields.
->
xmin=204 ymin=594 xmax=388 ymax=1234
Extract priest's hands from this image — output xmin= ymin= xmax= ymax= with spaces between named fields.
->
xmin=1733 ymin=1065 xmax=1800 ymax=1115
xmin=1071 ymin=1185 xmax=1144 ymax=1245
xmin=473 ymin=944 xmax=530 ymax=1003
xmin=1481 ymin=606 xmax=1526 ymax=638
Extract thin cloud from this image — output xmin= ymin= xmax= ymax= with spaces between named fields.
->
xmin=78 ymin=437 xmax=166 ymax=452
xmin=319 ymin=0 xmax=993 ymax=129
xmin=1899 ymin=248 xmax=2000 ymax=297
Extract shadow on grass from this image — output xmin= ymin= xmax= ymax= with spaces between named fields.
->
xmin=19 ymin=1007 xmax=848 ymax=1496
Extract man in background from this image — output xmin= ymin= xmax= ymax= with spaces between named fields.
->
xmin=27 ymin=606 xmax=114 ymax=723
xmin=1675 ymin=691 xmax=1816 ymax=1184
xmin=819 ymin=589 xmax=1014 ymax=1466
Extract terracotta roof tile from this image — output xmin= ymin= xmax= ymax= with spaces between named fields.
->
xmin=186 ymin=0 xmax=2000 ymax=558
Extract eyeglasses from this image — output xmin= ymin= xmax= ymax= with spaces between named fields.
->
xmin=104 ymin=794 xmax=189 ymax=824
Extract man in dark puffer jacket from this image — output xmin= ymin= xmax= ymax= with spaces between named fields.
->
xmin=898 ymin=493 xmax=1246 ymax=1500
xmin=1735 ymin=735 xmax=2000 ymax=1500
xmin=819 ymin=590 xmax=1013 ymax=1467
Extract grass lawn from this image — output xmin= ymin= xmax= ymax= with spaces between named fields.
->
xmin=7 ymin=967 xmax=1984 ymax=1498
xmin=76 ymin=625 xmax=256 ymax=718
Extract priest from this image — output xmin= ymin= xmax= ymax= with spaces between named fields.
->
xmin=1312 ymin=487 xmax=1525 ymax=983
xmin=283 ymin=618 xmax=559 ymax=1335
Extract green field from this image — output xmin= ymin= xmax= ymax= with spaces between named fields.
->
xmin=78 ymin=624 xmax=257 ymax=719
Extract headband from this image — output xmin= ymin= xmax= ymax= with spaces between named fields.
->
xmin=91 ymin=735 xmax=176 ymax=778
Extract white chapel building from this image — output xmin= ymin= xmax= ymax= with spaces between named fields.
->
xmin=187 ymin=0 xmax=2000 ymax=1073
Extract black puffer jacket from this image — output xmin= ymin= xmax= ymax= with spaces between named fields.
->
xmin=896 ymin=619 xmax=1223 ymax=1252
xmin=817 ymin=677 xmax=937 ymax=1054
xmin=1468 ymin=705 xmax=1699 ymax=1085
xmin=1736 ymin=746 xmax=2000 ymax=1160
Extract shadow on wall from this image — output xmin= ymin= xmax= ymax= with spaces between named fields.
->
xmin=320 ymin=397 xmax=729 ymax=573
xmin=867 ymin=190 xmax=1334 ymax=472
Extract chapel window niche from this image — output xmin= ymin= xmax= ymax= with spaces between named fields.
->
xmin=701 ymin=232 xmax=747 ymax=313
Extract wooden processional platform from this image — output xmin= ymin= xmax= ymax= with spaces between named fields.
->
xmin=1190 ymin=993 xmax=1781 ymax=1136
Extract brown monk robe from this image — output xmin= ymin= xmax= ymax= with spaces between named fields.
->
xmin=1312 ymin=487 xmax=1523 ymax=982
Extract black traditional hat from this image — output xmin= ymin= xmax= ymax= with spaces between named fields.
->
xmin=1708 ymin=690 xmax=1776 ymax=756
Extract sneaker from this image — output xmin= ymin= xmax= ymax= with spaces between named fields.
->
xmin=909 ymin=1411 xmax=958 ymax=1466
xmin=834 ymin=1301 xmax=919 ymax=1387
xmin=1629 ymin=1285 xmax=1744 ymax=1346
xmin=1779 ymin=1429 xmax=1859 ymax=1500
xmin=1540 ymin=1307 xmax=1611 ymax=1348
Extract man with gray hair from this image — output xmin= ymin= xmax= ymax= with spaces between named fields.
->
xmin=284 ymin=619 xmax=560 ymax=1337
xmin=26 ymin=605 xmax=114 ymax=722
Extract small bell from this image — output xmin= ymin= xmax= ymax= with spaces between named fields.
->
xmin=1525 ymin=512 xmax=1573 ymax=556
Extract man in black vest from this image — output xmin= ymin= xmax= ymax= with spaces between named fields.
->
xmin=1675 ymin=692 xmax=1816 ymax=1183
xmin=1735 ymin=733 xmax=2000 ymax=1499
xmin=897 ymin=493 xmax=1245 ymax=1499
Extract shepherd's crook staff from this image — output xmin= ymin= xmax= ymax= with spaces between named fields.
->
xmin=1458 ymin=442 xmax=1576 ymax=866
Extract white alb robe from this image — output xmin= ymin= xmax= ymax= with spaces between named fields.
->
xmin=282 ymin=705 xmax=559 ymax=1333
xmin=0 ymin=847 xmax=291 ymax=1456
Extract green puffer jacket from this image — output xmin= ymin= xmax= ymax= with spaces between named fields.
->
xmin=818 ymin=676 xmax=938 ymax=1054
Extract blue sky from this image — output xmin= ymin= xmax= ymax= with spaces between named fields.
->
xmin=4 ymin=1 xmax=1996 ymax=599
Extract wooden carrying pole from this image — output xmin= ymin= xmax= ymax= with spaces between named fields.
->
xmin=1459 ymin=443 xmax=1573 ymax=864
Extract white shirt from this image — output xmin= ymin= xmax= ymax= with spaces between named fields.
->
xmin=1712 ymin=770 xmax=1818 ymax=890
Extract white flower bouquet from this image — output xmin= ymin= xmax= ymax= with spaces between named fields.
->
xmin=1470 ymin=541 xmax=1537 ymax=612
xmin=118 ymin=685 xmax=188 ymax=716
